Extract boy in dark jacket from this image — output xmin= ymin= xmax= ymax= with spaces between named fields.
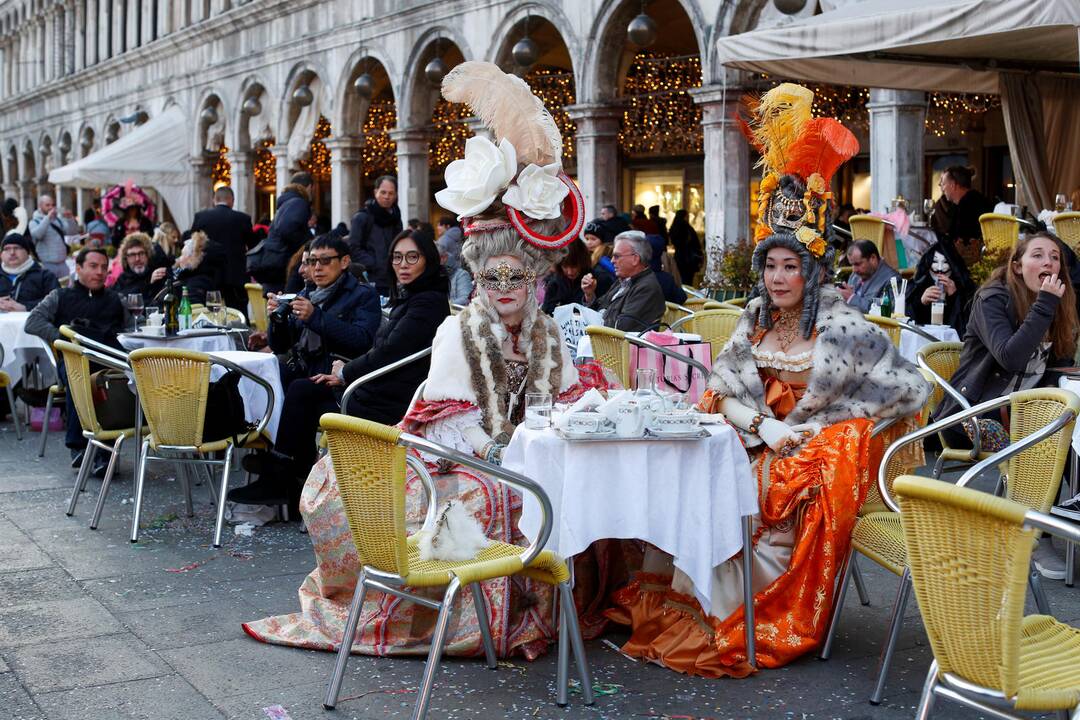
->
xmin=247 ymin=173 xmax=313 ymax=292
xmin=0 ymin=234 xmax=59 ymax=311
xmin=348 ymin=175 xmax=403 ymax=295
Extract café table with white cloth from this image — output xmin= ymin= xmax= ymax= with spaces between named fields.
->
xmin=898 ymin=323 xmax=959 ymax=363
xmin=0 ymin=311 xmax=57 ymax=385
xmin=117 ymin=329 xmax=241 ymax=355
xmin=503 ymin=422 xmax=761 ymax=662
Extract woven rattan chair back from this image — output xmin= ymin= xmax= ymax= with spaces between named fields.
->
xmin=53 ymin=340 xmax=101 ymax=435
xmin=725 ymin=296 xmax=748 ymax=307
xmin=895 ymin=476 xmax=1033 ymax=695
xmin=1054 ymin=212 xmax=1080 ymax=249
xmin=864 ymin=314 xmax=902 ymax=347
xmin=683 ymin=296 xmax=710 ymax=312
xmin=684 ymin=309 xmax=742 ymax=361
xmin=321 ymin=414 xmax=410 ymax=577
xmin=663 ymin=302 xmax=691 ymax=328
xmin=978 ymin=213 xmax=1020 ymax=255
xmin=1004 ymin=389 xmax=1079 ymax=513
xmin=849 ymin=214 xmax=886 ymax=249
xmin=917 ymin=342 xmax=963 ymax=414
xmin=585 ymin=325 xmax=630 ymax=388
xmin=245 ymin=283 xmax=268 ymax=332
xmin=128 ymin=348 xmax=212 ymax=447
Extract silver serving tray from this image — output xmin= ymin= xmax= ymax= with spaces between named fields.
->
xmin=554 ymin=427 xmax=708 ymax=443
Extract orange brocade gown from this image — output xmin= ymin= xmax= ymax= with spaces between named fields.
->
xmin=606 ymin=371 xmax=883 ymax=678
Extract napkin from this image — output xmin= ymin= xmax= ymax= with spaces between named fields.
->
xmin=595 ymin=390 xmax=634 ymax=424
xmin=555 ymin=388 xmax=607 ymax=429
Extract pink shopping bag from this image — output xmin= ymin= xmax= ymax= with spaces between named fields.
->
xmin=629 ymin=330 xmax=712 ymax=403
xmin=29 ymin=406 xmax=63 ymax=432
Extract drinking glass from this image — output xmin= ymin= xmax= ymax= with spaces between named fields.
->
xmin=922 ymin=199 xmax=933 ymax=218
xmin=1055 ymin=194 xmax=1068 ymax=213
xmin=524 ymin=392 xmax=552 ymax=430
xmin=125 ymin=293 xmax=144 ymax=331
xmin=634 ymin=368 xmax=657 ymax=393
xmin=205 ymin=290 xmax=224 ymax=325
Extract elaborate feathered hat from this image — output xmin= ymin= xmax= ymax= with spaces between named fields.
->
xmin=434 ymin=61 xmax=584 ymax=271
xmin=739 ymin=83 xmax=859 ymax=338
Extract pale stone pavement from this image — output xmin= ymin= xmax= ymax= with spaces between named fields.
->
xmin=0 ymin=422 xmax=1076 ymax=720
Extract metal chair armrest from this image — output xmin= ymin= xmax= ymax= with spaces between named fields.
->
xmin=1025 ymin=508 xmax=1080 ymax=546
xmin=339 ymin=347 xmax=432 ymax=413
xmin=870 ymin=416 xmax=899 ymax=438
xmin=669 ymin=315 xmax=693 ymax=332
xmin=623 ymin=333 xmax=711 ymax=379
xmin=898 ymin=321 xmax=938 ymax=342
xmin=69 ymin=329 xmax=130 ymax=363
xmin=399 ymin=432 xmax=553 ymax=568
xmin=682 ymin=285 xmax=705 ymax=299
xmin=916 ymin=355 xmax=981 ymax=457
xmin=877 ymin=394 xmax=1012 ymax=512
xmin=406 ymin=454 xmax=440 ymax=535
xmin=956 ymin=408 xmax=1076 ymax=489
xmin=78 ymin=346 xmax=132 ymax=374
xmin=209 ymin=355 xmax=275 ymax=438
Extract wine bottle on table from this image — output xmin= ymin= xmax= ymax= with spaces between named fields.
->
xmin=163 ymin=282 xmax=179 ymax=335
xmin=178 ymin=287 xmax=192 ymax=331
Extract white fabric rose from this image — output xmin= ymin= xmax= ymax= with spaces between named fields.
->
xmin=434 ymin=136 xmax=517 ymax=219
xmin=501 ymin=162 xmax=569 ymax=220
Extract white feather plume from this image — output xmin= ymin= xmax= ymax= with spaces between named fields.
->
xmin=441 ymin=61 xmax=563 ymax=167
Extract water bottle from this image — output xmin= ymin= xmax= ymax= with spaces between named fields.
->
xmin=177 ymin=287 xmax=192 ymax=331
xmin=880 ymin=288 xmax=894 ymax=319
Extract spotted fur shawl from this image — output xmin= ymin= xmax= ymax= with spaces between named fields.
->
xmin=423 ymin=298 xmax=576 ymax=438
xmin=709 ymin=287 xmax=931 ymax=448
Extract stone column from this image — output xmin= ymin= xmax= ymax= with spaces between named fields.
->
xmin=19 ymin=181 xmax=34 ymax=210
xmin=126 ymin=0 xmax=139 ymax=50
xmin=565 ymin=104 xmax=622 ymax=220
xmin=141 ymin=0 xmax=154 ymax=43
xmin=691 ymin=85 xmax=751 ymax=286
xmin=85 ymin=0 xmax=97 ymax=65
xmin=157 ymin=0 xmax=172 ymax=37
xmin=73 ymin=0 xmax=84 ymax=72
xmin=325 ymin=135 xmax=364 ymax=226
xmin=225 ymin=149 xmax=254 ymax=215
xmin=867 ymin=89 xmax=927 ymax=214
xmin=211 ymin=0 xmax=231 ymax=16
xmin=42 ymin=12 xmax=54 ymax=81
xmin=100 ymin=0 xmax=111 ymax=59
xmin=270 ymin=144 xmax=290 ymax=196
xmin=76 ymin=188 xmax=91 ymax=223
xmin=190 ymin=154 xmax=215 ymax=213
xmin=389 ymin=129 xmax=430 ymax=222
xmin=112 ymin=1 xmax=124 ymax=55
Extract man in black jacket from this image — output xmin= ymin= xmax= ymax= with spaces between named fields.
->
xmin=0 ymin=234 xmax=59 ymax=311
xmin=25 ymin=247 xmax=128 ymax=468
xmin=247 ymin=172 xmax=313 ymax=292
xmin=191 ymin=186 xmax=255 ymax=313
xmin=349 ymin=175 xmax=402 ymax=296
xmin=583 ymin=231 xmax=666 ymax=331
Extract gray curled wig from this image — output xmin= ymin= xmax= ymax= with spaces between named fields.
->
xmin=460 ymin=200 xmax=568 ymax=276
xmin=751 ymin=175 xmax=837 ymax=339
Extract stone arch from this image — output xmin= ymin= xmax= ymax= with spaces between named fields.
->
xmin=195 ymin=88 xmax=228 ymax=156
xmin=103 ymin=115 xmax=121 ymax=145
xmin=56 ymin=129 xmax=73 ymax=166
xmin=234 ymin=74 xmax=278 ymax=152
xmin=276 ymin=60 xmax=333 ymax=142
xmin=332 ymin=44 xmax=397 ymax=135
xmin=484 ymin=2 xmax=581 ymax=85
xmin=581 ymin=0 xmax=707 ymax=104
xmin=398 ymin=26 xmax=473 ymax=130
xmin=37 ymin=132 xmax=53 ymax=181
xmin=77 ymin=122 xmax=95 ymax=158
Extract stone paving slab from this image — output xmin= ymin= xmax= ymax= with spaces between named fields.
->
xmin=33 ymin=674 xmax=226 ymax=720
xmin=0 ymin=597 xmax=124 ymax=648
xmin=5 ymin=632 xmax=173 ymax=694
xmin=0 ymin=670 xmax=44 ymax=720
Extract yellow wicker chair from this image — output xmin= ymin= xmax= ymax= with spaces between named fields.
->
xmin=725 ymin=296 xmax=748 ymax=307
xmin=671 ymin=308 xmax=742 ymax=361
xmin=128 ymin=347 xmax=275 ymax=548
xmin=0 ymin=345 xmax=22 ymax=440
xmin=683 ymin=296 xmax=711 ymax=313
xmin=864 ymin=314 xmax=902 ymax=348
xmin=245 ymin=282 xmax=268 ymax=332
xmin=585 ymin=325 xmax=631 ymax=388
xmin=53 ymin=340 xmax=145 ymax=529
xmin=319 ymin=413 xmax=593 ymax=718
xmin=821 ymin=388 xmax=1080 ymax=705
xmin=979 ymin=213 xmax=1021 ymax=256
xmin=663 ymin=302 xmax=693 ymax=328
xmin=916 ymin=342 xmax=995 ymax=479
xmin=895 ymin=477 xmax=1080 ymax=720
xmin=849 ymin=214 xmax=887 ymax=246
xmin=35 ymin=338 xmax=68 ymax=458
xmin=1054 ymin=211 xmax=1080 ymax=250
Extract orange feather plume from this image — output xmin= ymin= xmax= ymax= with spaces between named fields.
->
xmin=782 ymin=117 xmax=859 ymax=187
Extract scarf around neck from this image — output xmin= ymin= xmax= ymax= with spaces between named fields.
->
xmin=2 ymin=257 xmax=35 ymax=277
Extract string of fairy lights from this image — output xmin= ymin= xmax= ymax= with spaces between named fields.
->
xmin=254 ymin=138 xmax=276 ymax=189
xmin=619 ymin=52 xmax=703 ymax=156
xmin=297 ymin=116 xmax=332 ymax=181
xmin=212 ymin=145 xmax=231 ymax=186
xmin=428 ymin=97 xmax=473 ymax=170
xmin=362 ymin=96 xmax=397 ymax=180
xmin=525 ymin=67 xmax=577 ymax=161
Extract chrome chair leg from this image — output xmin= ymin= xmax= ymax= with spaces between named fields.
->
xmin=411 ymin=578 xmax=461 ymax=720
xmin=37 ymin=390 xmax=55 ymax=457
xmin=470 ymin=582 xmax=497 ymax=669
xmin=556 ymin=587 xmax=571 ymax=707
xmin=914 ymin=660 xmax=938 ymax=720
xmin=870 ymin=568 xmax=911 ymax=705
xmin=66 ymin=442 xmax=97 ymax=516
xmin=90 ymin=436 xmax=125 ymax=529
xmin=323 ymin=571 xmax=368 ymax=710
xmin=1029 ymin=567 xmax=1052 ymax=615
xmin=559 ymin=582 xmax=593 ymax=705
xmin=851 ymin=554 xmax=871 ymax=606
xmin=931 ymin=454 xmax=946 ymax=479
xmin=178 ymin=467 xmax=194 ymax=518
xmin=130 ymin=439 xmax=151 ymax=543
xmin=820 ymin=546 xmax=855 ymax=660
xmin=5 ymin=383 xmax=22 ymax=440
xmin=212 ymin=446 xmax=234 ymax=548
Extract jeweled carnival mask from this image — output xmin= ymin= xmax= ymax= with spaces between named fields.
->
xmin=476 ymin=261 xmax=536 ymax=293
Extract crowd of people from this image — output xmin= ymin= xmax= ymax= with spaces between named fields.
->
xmin=1 ymin=69 xmax=1077 ymax=692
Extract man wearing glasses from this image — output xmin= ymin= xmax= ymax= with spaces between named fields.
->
xmin=581 ymin=230 xmax=665 ymax=331
xmin=266 ymin=235 xmax=380 ymax=387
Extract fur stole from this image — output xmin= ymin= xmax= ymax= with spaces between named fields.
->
xmin=423 ymin=297 xmax=576 ymax=438
xmin=709 ymin=287 xmax=930 ymax=447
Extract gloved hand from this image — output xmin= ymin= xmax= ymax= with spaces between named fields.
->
xmin=788 ymin=422 xmax=823 ymax=444
xmin=757 ymin=417 xmax=803 ymax=455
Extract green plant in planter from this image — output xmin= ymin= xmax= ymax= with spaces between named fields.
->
xmin=713 ymin=238 xmax=755 ymax=299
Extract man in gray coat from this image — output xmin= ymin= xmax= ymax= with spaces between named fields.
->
xmin=582 ymin=230 xmax=665 ymax=332
xmin=28 ymin=194 xmax=74 ymax=280
xmin=840 ymin=239 xmax=899 ymax=313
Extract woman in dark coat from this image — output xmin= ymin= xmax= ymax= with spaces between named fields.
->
xmin=669 ymin=209 xmax=703 ymax=284
xmin=542 ymin=238 xmax=613 ymax=314
xmin=229 ymin=228 xmax=450 ymax=507
xmin=904 ymin=239 xmax=975 ymax=333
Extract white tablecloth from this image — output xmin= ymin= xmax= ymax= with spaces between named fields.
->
xmin=504 ymin=423 xmax=758 ymax=617
xmin=898 ymin=324 xmax=960 ymax=363
xmin=207 ymin=351 xmax=284 ymax=443
xmin=0 ymin=311 xmax=56 ymax=384
xmin=118 ymin=330 xmax=239 ymax=355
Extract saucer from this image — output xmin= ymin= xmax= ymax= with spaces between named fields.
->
xmin=561 ymin=428 xmax=616 ymax=440
xmin=648 ymin=427 xmax=703 ymax=438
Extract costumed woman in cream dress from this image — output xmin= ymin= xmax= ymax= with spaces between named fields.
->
xmin=608 ymin=84 xmax=931 ymax=677
xmin=243 ymin=62 xmax=607 ymax=660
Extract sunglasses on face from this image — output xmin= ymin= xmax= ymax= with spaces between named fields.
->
xmin=303 ymin=255 xmax=342 ymax=267
xmin=391 ymin=251 xmax=422 ymax=266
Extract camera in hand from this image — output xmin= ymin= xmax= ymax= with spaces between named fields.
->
xmin=271 ymin=293 xmax=297 ymax=322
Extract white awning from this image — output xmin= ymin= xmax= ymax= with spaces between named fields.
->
xmin=48 ymin=105 xmax=194 ymax=229
xmin=715 ymin=0 xmax=1080 ymax=94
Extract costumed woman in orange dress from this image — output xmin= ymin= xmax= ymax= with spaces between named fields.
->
xmin=242 ymin=61 xmax=606 ymax=661
xmin=608 ymin=83 xmax=931 ymax=677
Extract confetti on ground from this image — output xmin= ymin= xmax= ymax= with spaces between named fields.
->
xmin=569 ymin=680 xmax=623 ymax=696
xmin=337 ymin=687 xmax=416 ymax=703
xmin=497 ymin=661 xmax=527 ymax=674
xmin=234 ymin=522 xmax=256 ymax=537
xmin=229 ymin=550 xmax=255 ymax=560
xmin=146 ymin=512 xmax=179 ymax=529
xmin=262 ymin=705 xmax=292 ymax=720
xmin=165 ymin=558 xmax=212 ymax=573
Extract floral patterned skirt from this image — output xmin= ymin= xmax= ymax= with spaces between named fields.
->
xmin=241 ymin=454 xmax=556 ymax=660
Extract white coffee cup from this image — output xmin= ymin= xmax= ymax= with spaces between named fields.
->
xmin=649 ymin=411 xmax=700 ymax=434
xmin=613 ymin=403 xmax=646 ymax=438
xmin=565 ymin=412 xmax=611 ymax=435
